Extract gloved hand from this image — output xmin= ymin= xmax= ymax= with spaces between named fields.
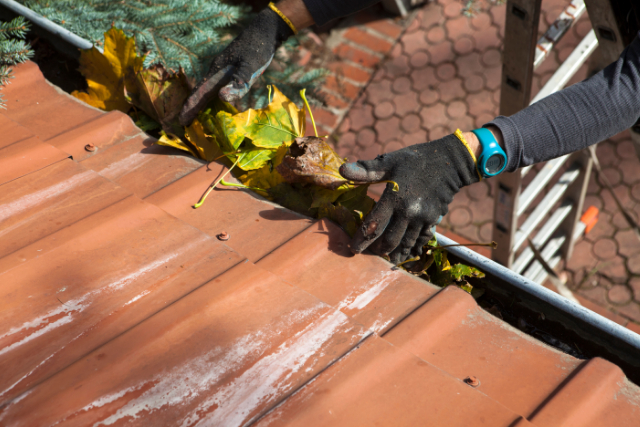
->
xmin=339 ymin=133 xmax=481 ymax=265
xmin=179 ymin=7 xmax=294 ymax=126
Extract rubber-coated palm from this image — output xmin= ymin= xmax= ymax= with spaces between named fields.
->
xmin=339 ymin=134 xmax=480 ymax=264
xmin=179 ymin=8 xmax=293 ymax=126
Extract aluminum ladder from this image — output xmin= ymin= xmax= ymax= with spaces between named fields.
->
xmin=491 ymin=0 xmax=640 ymax=284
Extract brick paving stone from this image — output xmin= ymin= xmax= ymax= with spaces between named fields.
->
xmin=616 ymin=139 xmax=636 ymax=159
xmin=628 ymin=321 xmax=640 ymax=334
xmin=353 ymin=140 xmax=382 ymax=160
xmin=402 ymin=30 xmax=427 ymax=56
xmin=401 ymin=129 xmax=427 ymax=146
xmin=467 ymin=90 xmax=495 ymax=117
xmin=630 ymin=276 xmax=640 ymax=302
xmin=411 ymin=66 xmax=438 ymax=91
xmin=336 ymin=131 xmax=356 ymax=152
xmin=356 ymin=128 xmax=376 ymax=147
xmin=364 ymin=18 xmax=403 ymax=39
xmin=481 ymin=49 xmax=502 ymax=68
xmin=456 ymin=52 xmax=484 ymax=78
xmin=612 ymin=209 xmax=638 ymax=230
xmin=616 ymin=229 xmax=640 ymax=258
xmin=611 ymin=301 xmax=640 ymax=323
xmin=401 ymin=114 xmax=422 ymax=133
xmin=446 ymin=100 xmax=467 ymax=119
xmin=333 ymin=44 xmax=382 ymax=68
xmin=627 ymin=254 xmax=640 ymax=275
xmin=443 ymin=1 xmax=463 ymax=18
xmin=475 ymin=112 xmax=495 ymax=128
xmin=410 ymin=51 xmax=430 ymax=68
xmin=393 ymin=91 xmax=421 ymax=116
xmin=375 ymin=116 xmax=401 ymax=143
xmin=583 ymin=194 xmax=604 ymax=211
xmin=566 ymin=240 xmax=598 ymax=271
xmin=439 ymin=78 xmax=465 ymax=102
xmin=436 ymin=63 xmax=457 ymax=82
xmin=427 ymin=26 xmax=447 ymax=44
xmin=492 ymin=90 xmax=501 ymax=106
xmin=631 ymin=183 xmax=640 ymax=203
xmin=620 ymin=159 xmax=640 ymax=185
xmin=464 ymin=74 xmax=485 ymax=93
xmin=585 ymin=211 xmax=615 ymax=241
xmin=324 ymin=75 xmax=361 ymax=100
xmin=421 ymin=3 xmax=445 ymax=29
xmin=467 ymin=180 xmax=490 ymax=200
xmin=419 ymin=87 xmax=440 ymax=105
xmin=374 ymin=101 xmax=395 ymax=119
xmin=343 ymin=27 xmax=392 ymax=53
xmin=384 ymin=54 xmax=411 ymax=79
xmin=420 ymin=103 xmax=448 ymax=129
xmin=479 ymin=222 xmax=493 ymax=241
xmin=471 ymin=11 xmax=492 ymax=31
xmin=600 ymin=257 xmax=628 ymax=283
xmin=429 ymin=125 xmax=452 ymax=140
xmin=428 ymin=40 xmax=454 ymax=65
xmin=596 ymin=142 xmax=618 ymax=167
xmin=348 ymin=104 xmax=375 ymax=131
xmin=392 ymin=76 xmax=413 ymax=94
xmin=474 ymin=25 xmax=501 ymax=50
xmin=445 ymin=16 xmax=474 ymax=41
xmin=593 ymin=237 xmax=618 ymax=260
xmin=598 ymin=167 xmax=622 ymax=187
xmin=449 ymin=206 xmax=472 ymax=227
xmin=484 ymin=66 xmax=502 ymax=91
xmin=405 ymin=15 xmax=421 ymax=34
xmin=453 ymin=36 xmax=475 ymax=55
xmin=608 ymin=285 xmax=633 ymax=305
xmin=366 ymin=79 xmax=394 ymax=104
xmin=384 ymin=140 xmax=404 ymax=153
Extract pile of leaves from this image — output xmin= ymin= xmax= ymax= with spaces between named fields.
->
xmin=0 ymin=16 xmax=34 ymax=108
xmin=73 ymin=28 xmax=488 ymax=294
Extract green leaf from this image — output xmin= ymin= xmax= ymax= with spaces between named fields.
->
xmin=237 ymin=143 xmax=278 ymax=170
xmin=268 ymin=183 xmax=317 ymax=217
xmin=449 ymin=263 xmax=485 ymax=281
xmin=336 ymin=185 xmax=375 ymax=220
xmin=317 ymin=203 xmax=358 ymax=237
xmin=217 ymin=110 xmax=246 ymax=151
xmin=433 ymin=249 xmax=451 ymax=271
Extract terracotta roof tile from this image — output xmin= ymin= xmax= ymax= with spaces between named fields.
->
xmin=1 ymin=61 xmax=639 ymax=426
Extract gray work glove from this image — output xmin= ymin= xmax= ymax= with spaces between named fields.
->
xmin=339 ymin=134 xmax=480 ymax=265
xmin=179 ymin=8 xmax=294 ymax=126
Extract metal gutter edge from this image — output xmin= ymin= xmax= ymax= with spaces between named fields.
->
xmin=436 ymin=232 xmax=640 ymax=380
xmin=0 ymin=0 xmax=95 ymax=58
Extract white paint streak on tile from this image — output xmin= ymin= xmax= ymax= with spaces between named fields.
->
xmin=98 ymin=152 xmax=148 ymax=180
xmin=124 ymin=290 xmax=150 ymax=306
xmin=337 ymin=270 xmax=396 ymax=311
xmin=188 ymin=310 xmax=352 ymax=427
xmin=0 ymin=171 xmax=93 ymax=223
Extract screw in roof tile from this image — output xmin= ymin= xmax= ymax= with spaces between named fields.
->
xmin=85 ymin=143 xmax=96 ymax=152
xmin=463 ymin=376 xmax=480 ymax=387
xmin=217 ymin=232 xmax=230 ymax=241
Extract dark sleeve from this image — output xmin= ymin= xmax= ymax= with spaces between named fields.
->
xmin=487 ymin=32 xmax=640 ymax=172
xmin=302 ymin=0 xmax=380 ymax=26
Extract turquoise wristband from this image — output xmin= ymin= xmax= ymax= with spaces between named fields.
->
xmin=472 ymin=128 xmax=507 ymax=178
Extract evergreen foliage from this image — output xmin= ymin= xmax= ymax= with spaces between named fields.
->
xmin=0 ymin=16 xmax=34 ymax=108
xmin=20 ymin=0 xmax=326 ymax=107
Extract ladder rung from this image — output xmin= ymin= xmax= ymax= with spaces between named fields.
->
xmin=531 ymin=29 xmax=599 ymax=104
xmin=513 ymin=165 xmax=581 ymax=250
xmin=523 ymin=234 xmax=566 ymax=281
xmin=517 ymin=154 xmax=570 ymax=216
xmin=534 ymin=0 xmax=587 ymax=69
xmin=532 ymin=253 xmax=563 ymax=284
xmin=512 ymin=201 xmax=573 ymax=274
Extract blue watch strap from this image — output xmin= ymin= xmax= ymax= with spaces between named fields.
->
xmin=472 ymin=128 xmax=507 ymax=178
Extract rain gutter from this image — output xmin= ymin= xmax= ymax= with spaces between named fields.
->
xmin=437 ymin=232 xmax=640 ymax=382
xmin=0 ymin=0 xmax=95 ymax=59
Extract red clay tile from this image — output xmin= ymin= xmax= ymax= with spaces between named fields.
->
xmin=257 ymin=220 xmax=437 ymax=333
xmin=0 ymin=136 xmax=69 ymax=186
xmin=0 ymin=195 xmax=243 ymax=403
xmin=45 ymin=110 xmax=141 ymax=161
xmin=80 ymin=134 xmax=202 ymax=199
xmin=1 ymin=262 xmax=366 ymax=426
xmin=2 ymin=62 xmax=102 ymax=141
xmin=257 ymin=334 xmax=525 ymax=427
xmin=145 ymin=162 xmax=314 ymax=262
xmin=0 ymin=159 xmax=130 ymax=259
xmin=0 ymin=113 xmax=34 ymax=148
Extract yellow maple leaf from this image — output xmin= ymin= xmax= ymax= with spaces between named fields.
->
xmin=185 ymin=119 xmax=223 ymax=162
xmin=156 ymin=133 xmax=199 ymax=158
xmin=237 ymin=144 xmax=288 ymax=192
xmin=72 ymin=28 xmax=144 ymax=112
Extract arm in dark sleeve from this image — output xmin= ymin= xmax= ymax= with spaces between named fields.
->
xmin=302 ymin=0 xmax=380 ymax=26
xmin=488 ymin=32 xmax=640 ymax=172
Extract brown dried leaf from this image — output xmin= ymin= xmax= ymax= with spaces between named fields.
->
xmin=276 ymin=136 xmax=350 ymax=190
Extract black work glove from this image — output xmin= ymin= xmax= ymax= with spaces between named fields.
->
xmin=339 ymin=134 xmax=480 ymax=265
xmin=179 ymin=8 xmax=294 ymax=126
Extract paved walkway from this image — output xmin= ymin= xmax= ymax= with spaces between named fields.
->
xmin=304 ymin=0 xmax=640 ymax=331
